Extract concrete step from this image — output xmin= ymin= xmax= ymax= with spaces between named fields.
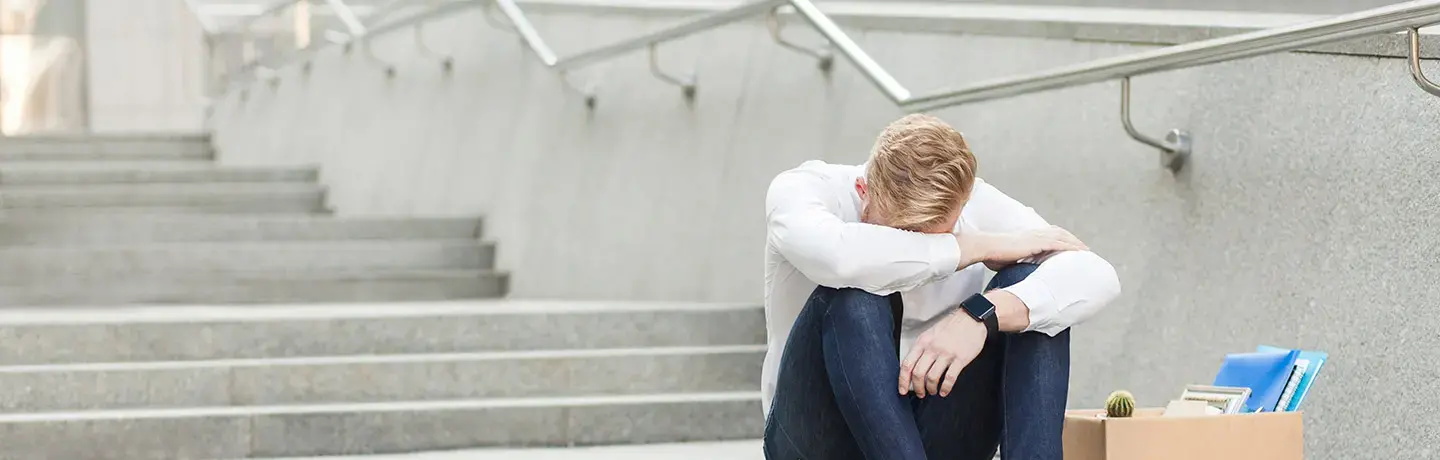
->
xmin=0 ymin=164 xmax=317 ymax=185
xmin=0 ymin=204 xmax=327 ymax=216
xmin=285 ymin=441 xmax=765 ymax=460
xmin=0 ymin=269 xmax=508 ymax=307
xmin=0 ymin=183 xmax=325 ymax=212
xmin=0 ymin=215 xmax=480 ymax=245
xmin=0 ymin=134 xmax=211 ymax=161
xmin=0 ymin=345 xmax=764 ymax=412
xmin=0 ymin=240 xmax=493 ymax=279
xmin=0 ymin=301 xmax=766 ymax=364
xmin=0 ymin=392 xmax=763 ymax=459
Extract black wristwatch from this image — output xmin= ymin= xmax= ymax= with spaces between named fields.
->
xmin=959 ymin=293 xmax=1000 ymax=337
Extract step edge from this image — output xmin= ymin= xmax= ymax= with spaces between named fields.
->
xmin=0 ymin=391 xmax=764 ymax=422
xmin=0 ymin=300 xmax=762 ymax=325
xmin=0 ymin=239 xmax=491 ymax=251
xmin=0 ymin=345 xmax=768 ymax=373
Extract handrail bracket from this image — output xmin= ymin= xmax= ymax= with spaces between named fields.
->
xmin=648 ymin=43 xmax=697 ymax=101
xmin=768 ymin=6 xmax=834 ymax=72
xmin=1121 ymin=77 xmax=1189 ymax=173
xmin=344 ymin=40 xmax=397 ymax=78
xmin=1409 ymin=28 xmax=1440 ymax=97
xmin=415 ymin=22 xmax=454 ymax=72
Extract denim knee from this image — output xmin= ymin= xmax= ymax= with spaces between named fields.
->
xmin=825 ymin=287 xmax=891 ymax=311
xmin=987 ymin=263 xmax=1040 ymax=291
xmin=816 ymin=287 xmax=894 ymax=324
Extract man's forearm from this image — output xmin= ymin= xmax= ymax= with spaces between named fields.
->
xmin=953 ymin=232 xmax=992 ymax=271
xmin=983 ymin=289 xmax=1031 ymax=332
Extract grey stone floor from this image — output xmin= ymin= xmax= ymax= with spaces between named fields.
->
xmin=255 ymin=441 xmax=764 ymax=460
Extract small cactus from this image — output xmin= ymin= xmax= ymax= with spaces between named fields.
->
xmin=1105 ymin=390 xmax=1136 ymax=418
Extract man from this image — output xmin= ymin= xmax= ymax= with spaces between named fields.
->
xmin=762 ymin=114 xmax=1122 ymax=460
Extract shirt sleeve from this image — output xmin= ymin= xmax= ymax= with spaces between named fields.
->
xmin=965 ymin=179 xmax=1122 ymax=336
xmin=765 ymin=167 xmax=961 ymax=296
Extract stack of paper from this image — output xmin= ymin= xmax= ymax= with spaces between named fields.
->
xmin=1257 ymin=345 xmax=1328 ymax=412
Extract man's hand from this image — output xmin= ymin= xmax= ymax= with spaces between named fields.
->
xmin=898 ymin=310 xmax=987 ymax=398
xmin=958 ymin=226 xmax=1088 ymax=270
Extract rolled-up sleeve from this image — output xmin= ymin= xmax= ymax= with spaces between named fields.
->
xmin=1003 ymin=251 xmax=1121 ymax=335
xmin=766 ymin=166 xmax=961 ymax=296
xmin=965 ymin=179 xmax=1123 ymax=335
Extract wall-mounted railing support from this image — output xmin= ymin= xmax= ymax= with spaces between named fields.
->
xmin=787 ymin=0 xmax=911 ymax=104
xmin=346 ymin=41 xmax=397 ymax=78
xmin=489 ymin=0 xmax=594 ymax=108
xmin=1409 ymin=28 xmax=1440 ymax=97
xmin=1121 ymin=77 xmax=1189 ymax=173
xmin=255 ymin=66 xmax=281 ymax=88
xmin=648 ymin=43 xmax=697 ymax=100
xmin=415 ymin=23 xmax=454 ymax=72
xmin=768 ymin=7 xmax=833 ymax=72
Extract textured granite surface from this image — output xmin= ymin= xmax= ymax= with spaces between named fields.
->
xmin=0 ymin=348 xmax=762 ymax=411
xmin=0 ymin=397 xmax=762 ymax=459
xmin=211 ymin=7 xmax=1440 ymax=459
xmin=248 ymin=440 xmax=765 ymax=460
xmin=0 ymin=305 xmax=766 ymax=364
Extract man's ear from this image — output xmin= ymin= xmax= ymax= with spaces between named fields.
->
xmin=854 ymin=177 xmax=867 ymax=200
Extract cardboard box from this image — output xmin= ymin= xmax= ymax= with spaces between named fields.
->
xmin=1063 ymin=409 xmax=1303 ymax=460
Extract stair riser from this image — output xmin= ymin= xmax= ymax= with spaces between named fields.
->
xmin=0 ymin=308 xmax=764 ymax=365
xmin=0 ymin=169 xmax=317 ymax=185
xmin=0 ymin=204 xmax=326 ymax=216
xmin=0 ymin=189 xmax=324 ymax=210
xmin=0 ymin=242 xmax=494 ymax=277
xmin=0 ymin=351 xmax=762 ymax=411
xmin=0 ymin=273 xmax=506 ymax=308
xmin=0 ymin=139 xmax=210 ymax=160
xmin=0 ymin=218 xmax=480 ymax=244
xmin=0 ymin=399 xmax=762 ymax=459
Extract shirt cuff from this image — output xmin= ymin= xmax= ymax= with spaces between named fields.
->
xmin=1002 ymin=279 xmax=1057 ymax=334
xmin=928 ymin=234 xmax=962 ymax=278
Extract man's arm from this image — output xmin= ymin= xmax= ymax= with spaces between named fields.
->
xmin=766 ymin=167 xmax=964 ymax=295
xmin=966 ymin=179 xmax=1122 ymax=335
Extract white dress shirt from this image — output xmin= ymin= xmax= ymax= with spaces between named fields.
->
xmin=761 ymin=160 xmax=1122 ymax=415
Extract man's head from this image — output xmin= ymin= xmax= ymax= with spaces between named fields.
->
xmin=856 ymin=114 xmax=977 ymax=234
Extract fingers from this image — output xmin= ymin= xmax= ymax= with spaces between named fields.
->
xmin=925 ymin=355 xmax=952 ymax=397
xmin=1043 ymin=226 xmax=1088 ymax=252
xmin=1053 ymin=226 xmax=1088 ymax=250
xmin=899 ymin=345 xmax=924 ymax=395
xmin=910 ymin=351 xmax=937 ymax=398
xmin=938 ymin=354 xmax=969 ymax=397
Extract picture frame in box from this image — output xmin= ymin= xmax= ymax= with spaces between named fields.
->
xmin=1180 ymin=385 xmax=1251 ymax=414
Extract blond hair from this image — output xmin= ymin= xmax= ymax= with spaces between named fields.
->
xmin=863 ymin=114 xmax=977 ymax=232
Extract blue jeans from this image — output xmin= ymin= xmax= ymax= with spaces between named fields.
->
xmin=764 ymin=264 xmax=1071 ymax=460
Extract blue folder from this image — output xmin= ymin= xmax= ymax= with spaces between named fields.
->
xmin=1213 ymin=349 xmax=1299 ymax=412
xmin=1258 ymin=345 xmax=1328 ymax=411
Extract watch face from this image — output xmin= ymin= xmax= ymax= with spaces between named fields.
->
xmin=962 ymin=294 xmax=995 ymax=321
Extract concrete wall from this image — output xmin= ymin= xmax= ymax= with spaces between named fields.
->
xmin=84 ymin=0 xmax=209 ymax=132
xmin=209 ymin=6 xmax=1440 ymax=459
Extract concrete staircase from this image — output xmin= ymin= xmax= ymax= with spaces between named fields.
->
xmin=0 ymin=135 xmax=765 ymax=458
xmin=0 ymin=301 xmax=765 ymax=458
xmin=0 ymin=134 xmax=506 ymax=305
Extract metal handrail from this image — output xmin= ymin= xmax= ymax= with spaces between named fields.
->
xmin=903 ymin=0 xmax=1440 ymax=111
xmin=208 ymin=0 xmax=1440 ymax=172
xmin=324 ymin=0 xmax=368 ymax=36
